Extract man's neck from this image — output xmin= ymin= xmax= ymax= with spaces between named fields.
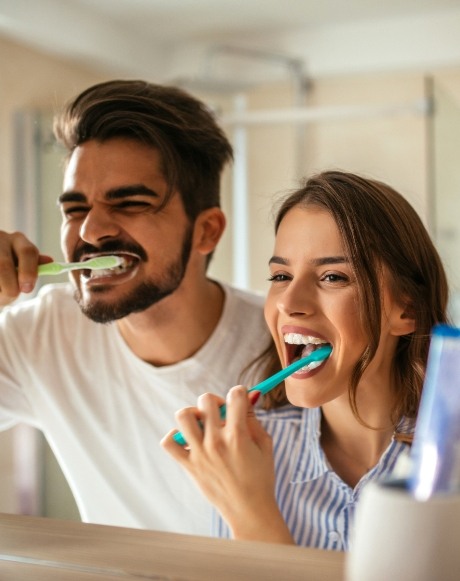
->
xmin=115 ymin=279 xmax=225 ymax=366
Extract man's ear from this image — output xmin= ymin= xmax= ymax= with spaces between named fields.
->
xmin=390 ymin=301 xmax=416 ymax=336
xmin=193 ymin=207 xmax=226 ymax=256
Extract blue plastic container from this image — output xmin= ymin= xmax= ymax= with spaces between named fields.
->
xmin=409 ymin=324 xmax=460 ymax=500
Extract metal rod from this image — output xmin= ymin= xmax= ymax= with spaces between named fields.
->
xmin=221 ymin=98 xmax=430 ymax=126
xmin=231 ymin=94 xmax=250 ymax=289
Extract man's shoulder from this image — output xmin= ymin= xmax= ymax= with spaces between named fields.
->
xmin=36 ymin=281 xmax=75 ymax=300
xmin=3 ymin=283 xmax=79 ymax=324
xmin=222 ymin=283 xmax=265 ymax=309
xmin=34 ymin=282 xmax=78 ymax=310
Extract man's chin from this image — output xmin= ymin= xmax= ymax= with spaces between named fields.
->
xmin=77 ymin=300 xmax=125 ymax=324
xmin=73 ymin=282 xmax=176 ymax=324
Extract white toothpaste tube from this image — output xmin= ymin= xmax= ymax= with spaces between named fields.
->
xmin=409 ymin=324 xmax=460 ymax=500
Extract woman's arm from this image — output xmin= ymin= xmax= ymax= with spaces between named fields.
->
xmin=161 ymin=385 xmax=295 ymax=544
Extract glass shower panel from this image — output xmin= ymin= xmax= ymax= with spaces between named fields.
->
xmin=12 ymin=110 xmax=80 ymax=520
xmin=431 ymin=83 xmax=460 ymax=325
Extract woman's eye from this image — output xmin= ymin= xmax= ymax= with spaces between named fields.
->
xmin=267 ymin=273 xmax=291 ymax=283
xmin=321 ymin=273 xmax=348 ymax=283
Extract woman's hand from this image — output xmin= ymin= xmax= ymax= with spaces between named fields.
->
xmin=161 ymin=386 xmax=294 ymax=544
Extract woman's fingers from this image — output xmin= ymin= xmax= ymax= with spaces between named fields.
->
xmin=198 ymin=392 xmax=227 ymax=446
xmin=160 ymin=428 xmax=191 ymax=461
xmin=161 ymin=387 xmax=264 ymax=461
xmin=225 ymin=387 xmax=268 ymax=447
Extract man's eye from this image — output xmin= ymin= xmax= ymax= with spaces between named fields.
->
xmin=61 ymin=206 xmax=88 ymax=217
xmin=116 ymin=201 xmax=152 ymax=211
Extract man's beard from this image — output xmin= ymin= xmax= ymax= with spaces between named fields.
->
xmin=74 ymin=224 xmax=194 ymax=324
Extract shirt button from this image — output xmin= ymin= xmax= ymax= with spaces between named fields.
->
xmin=328 ymin=531 xmax=340 ymax=544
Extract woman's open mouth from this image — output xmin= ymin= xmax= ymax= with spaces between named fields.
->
xmin=284 ymin=332 xmax=332 ymax=373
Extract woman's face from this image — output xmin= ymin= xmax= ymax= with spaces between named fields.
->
xmin=264 ymin=205 xmax=404 ymax=408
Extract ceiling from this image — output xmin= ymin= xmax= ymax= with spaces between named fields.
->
xmin=50 ymin=0 xmax=460 ymax=43
xmin=1 ymin=0 xmax=460 ymax=79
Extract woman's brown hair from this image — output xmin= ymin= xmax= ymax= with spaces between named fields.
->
xmin=252 ymin=171 xmax=449 ymax=430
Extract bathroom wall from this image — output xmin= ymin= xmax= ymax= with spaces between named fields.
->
xmin=0 ymin=28 xmax=460 ymax=520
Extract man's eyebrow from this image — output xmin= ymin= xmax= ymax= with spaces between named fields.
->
xmin=58 ymin=192 xmax=86 ymax=205
xmin=268 ymin=255 xmax=348 ymax=266
xmin=58 ymin=185 xmax=160 ymax=205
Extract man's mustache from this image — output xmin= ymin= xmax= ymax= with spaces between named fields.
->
xmin=73 ymin=241 xmax=148 ymax=262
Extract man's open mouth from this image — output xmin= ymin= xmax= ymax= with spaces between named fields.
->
xmin=284 ymin=333 xmax=332 ymax=372
xmin=81 ymin=253 xmax=140 ymax=280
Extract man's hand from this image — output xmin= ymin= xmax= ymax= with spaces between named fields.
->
xmin=0 ymin=231 xmax=52 ymax=306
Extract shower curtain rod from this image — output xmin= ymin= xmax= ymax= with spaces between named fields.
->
xmin=220 ymin=97 xmax=430 ymax=126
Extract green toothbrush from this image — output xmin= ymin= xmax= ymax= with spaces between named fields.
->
xmin=173 ymin=344 xmax=332 ymax=446
xmin=37 ymin=256 xmax=124 ymax=276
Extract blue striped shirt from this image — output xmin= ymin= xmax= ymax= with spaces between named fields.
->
xmin=213 ymin=405 xmax=413 ymax=551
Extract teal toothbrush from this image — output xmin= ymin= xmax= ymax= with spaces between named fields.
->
xmin=173 ymin=344 xmax=332 ymax=446
xmin=37 ymin=256 xmax=123 ymax=276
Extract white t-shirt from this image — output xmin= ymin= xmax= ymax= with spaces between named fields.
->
xmin=0 ymin=282 xmax=269 ymax=535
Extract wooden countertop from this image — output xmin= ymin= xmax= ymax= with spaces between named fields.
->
xmin=0 ymin=512 xmax=345 ymax=580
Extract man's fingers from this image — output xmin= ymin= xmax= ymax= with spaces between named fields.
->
xmin=0 ymin=232 xmax=41 ymax=300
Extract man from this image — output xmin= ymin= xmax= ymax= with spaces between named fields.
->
xmin=0 ymin=80 xmax=271 ymax=535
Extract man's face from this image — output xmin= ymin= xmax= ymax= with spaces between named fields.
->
xmin=59 ymin=138 xmax=194 ymax=323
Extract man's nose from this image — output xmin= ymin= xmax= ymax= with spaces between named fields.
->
xmin=79 ymin=208 xmax=121 ymax=244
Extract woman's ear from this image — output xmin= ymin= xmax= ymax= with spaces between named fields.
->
xmin=193 ymin=207 xmax=226 ymax=256
xmin=390 ymin=301 xmax=416 ymax=336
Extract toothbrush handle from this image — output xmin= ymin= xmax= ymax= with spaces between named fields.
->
xmin=37 ymin=262 xmax=67 ymax=275
xmin=172 ymin=345 xmax=332 ymax=446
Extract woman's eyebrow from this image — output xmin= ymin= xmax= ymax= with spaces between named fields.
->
xmin=312 ymin=256 xmax=348 ymax=266
xmin=268 ymin=255 xmax=289 ymax=266
xmin=268 ymin=255 xmax=348 ymax=266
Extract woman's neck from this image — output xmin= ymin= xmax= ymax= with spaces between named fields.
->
xmin=320 ymin=393 xmax=396 ymax=488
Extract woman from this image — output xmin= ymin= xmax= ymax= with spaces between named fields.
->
xmin=162 ymin=171 xmax=449 ymax=550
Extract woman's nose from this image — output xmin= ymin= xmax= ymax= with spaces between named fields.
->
xmin=79 ymin=208 xmax=121 ymax=244
xmin=277 ymin=281 xmax=316 ymax=318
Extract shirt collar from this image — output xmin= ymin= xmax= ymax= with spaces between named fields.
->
xmin=289 ymin=408 xmax=415 ymax=485
xmin=291 ymin=407 xmax=330 ymax=483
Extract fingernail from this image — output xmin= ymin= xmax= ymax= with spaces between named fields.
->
xmin=249 ymin=390 xmax=261 ymax=406
xmin=20 ymin=282 xmax=34 ymax=293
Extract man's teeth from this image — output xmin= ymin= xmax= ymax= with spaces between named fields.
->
xmin=89 ymin=258 xmax=131 ymax=278
xmin=284 ymin=333 xmax=327 ymax=346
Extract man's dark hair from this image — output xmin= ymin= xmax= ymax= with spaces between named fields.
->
xmin=53 ymin=79 xmax=233 ymax=221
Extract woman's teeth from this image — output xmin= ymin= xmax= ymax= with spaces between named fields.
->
xmin=284 ymin=333 xmax=327 ymax=346
xmin=284 ymin=332 xmax=330 ymax=370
